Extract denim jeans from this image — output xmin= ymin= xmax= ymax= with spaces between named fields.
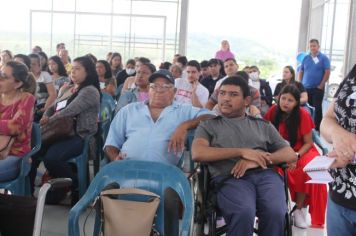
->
xmin=306 ymin=88 xmax=324 ymax=130
xmin=0 ymin=155 xmax=22 ymax=182
xmin=327 ymin=195 xmax=356 ymax=236
xmin=214 ymin=169 xmax=287 ymax=236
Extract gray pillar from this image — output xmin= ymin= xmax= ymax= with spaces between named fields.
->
xmin=298 ymin=0 xmax=310 ymax=53
xmin=344 ymin=0 xmax=356 ymax=74
xmin=178 ymin=0 xmax=189 ymax=56
xmin=309 ymin=0 xmax=325 ymax=41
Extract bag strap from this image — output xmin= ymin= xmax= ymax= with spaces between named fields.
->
xmin=100 ymin=188 xmax=160 ymax=199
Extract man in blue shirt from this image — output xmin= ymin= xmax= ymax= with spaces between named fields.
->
xmin=104 ymin=69 xmax=214 ymax=236
xmin=299 ymin=39 xmax=330 ymax=130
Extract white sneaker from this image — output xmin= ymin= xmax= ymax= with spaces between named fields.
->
xmin=294 ymin=209 xmax=308 ymax=229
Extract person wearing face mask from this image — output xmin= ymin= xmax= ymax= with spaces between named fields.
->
xmin=115 ymin=59 xmax=136 ymax=87
xmin=248 ymin=65 xmax=273 ymax=115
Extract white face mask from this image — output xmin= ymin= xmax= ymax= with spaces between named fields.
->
xmin=249 ymin=72 xmax=259 ymax=81
xmin=126 ymin=68 xmax=135 ymax=75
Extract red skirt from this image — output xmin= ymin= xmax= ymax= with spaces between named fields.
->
xmin=287 ymin=145 xmax=327 ymax=226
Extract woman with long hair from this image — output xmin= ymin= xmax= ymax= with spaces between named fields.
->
xmin=273 ymin=66 xmax=308 ymax=104
xmin=264 ymin=85 xmax=327 ymax=229
xmin=96 ymin=60 xmax=117 ymax=97
xmin=109 ymin=52 xmax=123 ymax=77
xmin=0 ymin=61 xmax=36 ymax=181
xmin=30 ymin=56 xmax=100 ymax=204
xmin=48 ymin=55 xmax=70 ymax=92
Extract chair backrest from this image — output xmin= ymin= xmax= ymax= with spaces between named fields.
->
xmin=303 ymin=103 xmax=316 ymax=120
xmin=19 ymin=123 xmax=41 ymax=178
xmin=68 ymin=160 xmax=193 ymax=236
xmin=101 ymin=92 xmax=116 ymax=113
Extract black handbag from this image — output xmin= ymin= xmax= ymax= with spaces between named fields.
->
xmin=41 ymin=116 xmax=75 ymax=147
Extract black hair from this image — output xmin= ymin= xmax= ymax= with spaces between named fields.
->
xmin=1 ymin=50 xmax=13 ymax=59
xmin=28 ymin=53 xmax=41 ymax=66
xmin=136 ymin=57 xmax=151 ymax=64
xmin=141 ymin=63 xmax=156 ymax=73
xmin=177 ymin=56 xmax=188 ymax=67
xmin=67 ymin=56 xmax=101 ymax=105
xmin=187 ymin=60 xmax=201 ymax=72
xmin=6 ymin=61 xmax=37 ymax=95
xmin=56 ymin=43 xmax=65 ymax=50
xmin=159 ymin=61 xmax=172 ymax=70
xmin=309 ymin=39 xmax=319 ymax=45
xmin=224 ymin=58 xmax=237 ymax=64
xmin=32 ymin=45 xmax=42 ymax=52
xmin=86 ymin=53 xmax=98 ymax=64
xmin=280 ymin=65 xmax=296 ymax=89
xmin=220 ymin=76 xmax=250 ymax=98
xmin=13 ymin=54 xmax=31 ymax=69
xmin=273 ymin=85 xmax=301 ymax=148
xmin=109 ymin=52 xmax=123 ymax=70
xmin=38 ymin=51 xmax=48 ymax=71
xmin=126 ymin=59 xmax=136 ymax=66
xmin=97 ymin=60 xmax=112 ymax=79
xmin=236 ymin=71 xmax=249 ymax=83
xmin=49 ymin=56 xmax=67 ymax=77
xmin=200 ymin=60 xmax=209 ymax=68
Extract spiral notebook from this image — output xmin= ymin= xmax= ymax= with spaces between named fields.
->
xmin=303 ymin=156 xmax=335 ymax=184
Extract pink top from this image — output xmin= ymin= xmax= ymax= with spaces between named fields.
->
xmin=138 ymin=92 xmax=149 ymax=102
xmin=0 ymin=93 xmax=35 ymax=157
xmin=215 ymin=50 xmax=235 ymax=61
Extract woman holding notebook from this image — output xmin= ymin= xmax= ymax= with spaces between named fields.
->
xmin=320 ymin=64 xmax=356 ymax=236
xmin=264 ymin=84 xmax=327 ymax=229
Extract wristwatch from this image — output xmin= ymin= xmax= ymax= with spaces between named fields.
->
xmin=295 ymin=152 xmax=301 ymax=159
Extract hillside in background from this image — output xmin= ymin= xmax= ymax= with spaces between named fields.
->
xmin=0 ymin=31 xmax=296 ymax=78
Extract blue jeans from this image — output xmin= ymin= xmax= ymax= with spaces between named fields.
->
xmin=0 ymin=156 xmax=21 ymax=182
xmin=327 ymin=195 xmax=356 ymax=236
xmin=214 ymin=169 xmax=287 ymax=236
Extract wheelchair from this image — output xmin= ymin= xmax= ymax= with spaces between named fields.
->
xmin=189 ymin=163 xmax=294 ymax=236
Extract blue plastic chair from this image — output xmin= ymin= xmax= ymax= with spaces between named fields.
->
xmin=0 ymin=123 xmax=41 ymax=196
xmin=93 ymin=100 xmax=113 ymax=175
xmin=68 ymin=134 xmax=93 ymax=197
xmin=68 ymin=160 xmax=193 ymax=236
xmin=101 ymin=92 xmax=116 ymax=115
xmin=303 ymin=103 xmax=328 ymax=155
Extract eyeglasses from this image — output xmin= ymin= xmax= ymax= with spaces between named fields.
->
xmin=149 ymin=83 xmax=174 ymax=92
xmin=218 ymin=90 xmax=240 ymax=97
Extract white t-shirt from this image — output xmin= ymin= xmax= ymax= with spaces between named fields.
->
xmin=214 ymin=75 xmax=228 ymax=91
xmin=175 ymin=78 xmax=209 ymax=107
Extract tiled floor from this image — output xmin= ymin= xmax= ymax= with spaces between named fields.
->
xmin=39 ymin=203 xmax=327 ymax=236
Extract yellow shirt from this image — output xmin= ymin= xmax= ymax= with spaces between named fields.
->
xmin=64 ymin=63 xmax=72 ymax=75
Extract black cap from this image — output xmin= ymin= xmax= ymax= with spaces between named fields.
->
xmin=148 ymin=69 xmax=174 ymax=84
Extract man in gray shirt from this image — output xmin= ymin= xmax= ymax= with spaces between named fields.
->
xmin=192 ymin=76 xmax=296 ymax=236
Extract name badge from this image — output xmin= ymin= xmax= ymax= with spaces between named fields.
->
xmin=313 ymin=57 xmax=319 ymax=64
xmin=56 ymin=99 xmax=68 ymax=111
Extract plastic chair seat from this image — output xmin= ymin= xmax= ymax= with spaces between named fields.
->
xmin=0 ymin=123 xmax=41 ymax=196
xmin=68 ymin=160 xmax=193 ymax=236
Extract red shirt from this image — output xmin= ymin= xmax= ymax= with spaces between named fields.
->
xmin=0 ymin=93 xmax=35 ymax=157
xmin=264 ymin=105 xmax=314 ymax=151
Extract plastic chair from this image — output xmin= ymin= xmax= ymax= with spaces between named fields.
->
xmin=68 ymin=160 xmax=193 ymax=236
xmin=303 ymin=103 xmax=328 ymax=155
xmin=93 ymin=100 xmax=113 ymax=175
xmin=101 ymin=92 xmax=116 ymax=114
xmin=0 ymin=123 xmax=41 ymax=196
xmin=68 ymin=134 xmax=93 ymax=198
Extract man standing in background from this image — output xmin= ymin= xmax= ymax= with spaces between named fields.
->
xmin=299 ymin=39 xmax=330 ymax=130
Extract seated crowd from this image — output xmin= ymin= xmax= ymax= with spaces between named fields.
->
xmin=0 ymin=38 xmax=354 ymax=236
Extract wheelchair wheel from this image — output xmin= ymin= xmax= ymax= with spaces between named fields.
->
xmin=190 ymin=172 xmax=205 ymax=236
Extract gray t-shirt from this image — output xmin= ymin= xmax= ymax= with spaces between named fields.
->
xmin=195 ymin=115 xmax=288 ymax=177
